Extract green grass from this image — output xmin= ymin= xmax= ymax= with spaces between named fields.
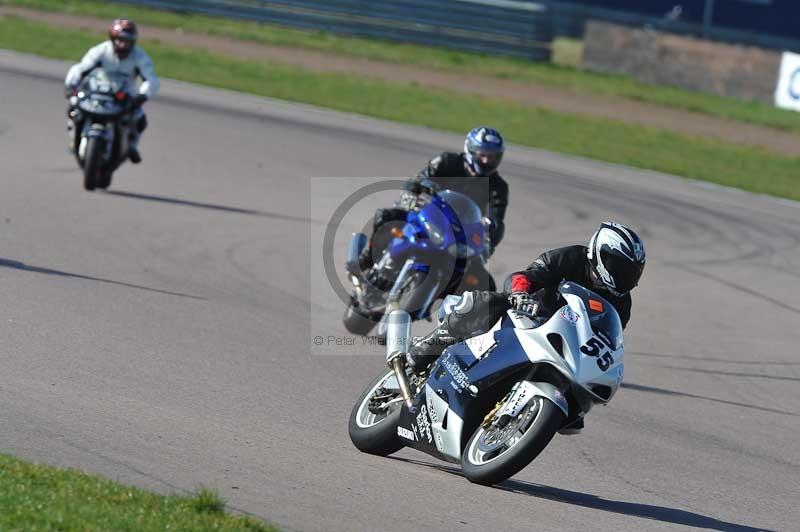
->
xmin=1 ymin=15 xmax=798 ymax=201
xmin=6 ymin=0 xmax=800 ymax=133
xmin=0 ymin=454 xmax=277 ymax=531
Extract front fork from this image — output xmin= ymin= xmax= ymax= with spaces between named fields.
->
xmin=380 ymin=258 xmax=415 ymax=321
xmin=66 ymin=106 xmax=81 ymax=154
xmin=378 ymin=258 xmax=438 ymax=335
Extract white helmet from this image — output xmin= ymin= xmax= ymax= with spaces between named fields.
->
xmin=587 ymin=221 xmax=646 ymax=297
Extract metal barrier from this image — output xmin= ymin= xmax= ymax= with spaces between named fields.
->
xmin=112 ymin=0 xmax=554 ymax=60
xmin=538 ymin=1 xmax=800 ymax=54
xmin=112 ymin=0 xmax=800 ymax=60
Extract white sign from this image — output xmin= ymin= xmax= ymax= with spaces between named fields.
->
xmin=775 ymin=51 xmax=800 ymax=112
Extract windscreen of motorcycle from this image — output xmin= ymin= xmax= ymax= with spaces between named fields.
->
xmin=560 ymin=282 xmax=623 ymax=350
xmin=85 ymin=69 xmax=130 ymax=94
xmin=436 ymin=190 xmax=484 ymax=256
xmin=78 ymin=69 xmax=129 ymax=116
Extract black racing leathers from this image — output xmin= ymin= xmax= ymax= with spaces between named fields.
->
xmin=507 ymin=245 xmax=632 ymax=329
xmin=412 ymin=152 xmax=508 ymax=247
xmin=359 ymin=152 xmax=509 ymax=271
xmin=408 ymin=245 xmax=633 ymax=369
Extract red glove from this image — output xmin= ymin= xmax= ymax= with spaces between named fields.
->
xmin=509 ymin=273 xmax=532 ymax=293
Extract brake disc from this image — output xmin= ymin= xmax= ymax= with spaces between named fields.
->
xmin=477 ymin=399 xmax=540 ymax=454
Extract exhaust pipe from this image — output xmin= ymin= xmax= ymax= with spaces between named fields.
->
xmin=385 ymin=310 xmax=414 ymax=409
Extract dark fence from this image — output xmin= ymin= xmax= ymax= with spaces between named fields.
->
xmin=550 ymin=0 xmax=800 ymax=44
xmin=537 ymin=1 xmax=800 ymax=54
xmin=112 ymin=0 xmax=554 ymax=60
xmin=113 ymin=0 xmax=800 ymax=60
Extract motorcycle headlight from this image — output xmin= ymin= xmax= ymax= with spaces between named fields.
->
xmin=447 ymin=243 xmax=476 ymax=258
xmin=422 ymin=220 xmax=445 ymax=246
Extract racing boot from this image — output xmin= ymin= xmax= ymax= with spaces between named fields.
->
xmin=128 ymin=129 xmax=142 ymax=164
xmin=405 ymin=291 xmax=474 ymax=372
xmin=127 ymin=114 xmax=147 ymax=164
xmin=405 ymin=323 xmax=456 ymax=374
xmin=128 ymin=147 xmax=142 ymax=164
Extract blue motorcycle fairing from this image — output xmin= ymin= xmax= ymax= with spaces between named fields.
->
xmin=380 ymin=192 xmax=485 ymax=322
xmin=386 ymin=192 xmax=483 ymax=264
xmin=415 ymin=195 xmax=465 ymax=246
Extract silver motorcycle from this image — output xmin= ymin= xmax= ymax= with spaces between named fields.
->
xmin=67 ymin=68 xmax=136 ymax=191
xmin=348 ymin=282 xmax=625 ymax=485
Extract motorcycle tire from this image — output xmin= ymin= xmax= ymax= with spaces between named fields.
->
xmin=348 ymin=368 xmax=405 ymax=456
xmin=343 ymin=303 xmax=379 ymax=336
xmin=461 ymin=396 xmax=564 ymax=486
xmin=97 ymin=169 xmax=113 ymax=190
xmin=83 ymin=136 xmax=102 ymax=191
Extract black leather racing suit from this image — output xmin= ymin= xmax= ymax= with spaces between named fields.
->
xmin=409 ymin=245 xmax=632 ymax=366
xmin=414 ymin=152 xmax=508 ymax=247
xmin=506 ymin=245 xmax=631 ymax=328
xmin=358 ymin=152 xmax=509 ymax=271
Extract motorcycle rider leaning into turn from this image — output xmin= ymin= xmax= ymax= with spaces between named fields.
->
xmin=405 ymin=221 xmax=647 ymax=432
xmin=65 ymin=19 xmax=159 ymax=164
xmin=350 ymin=126 xmax=509 ymax=287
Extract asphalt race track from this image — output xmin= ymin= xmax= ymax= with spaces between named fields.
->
xmin=1 ymin=50 xmax=798 ymax=531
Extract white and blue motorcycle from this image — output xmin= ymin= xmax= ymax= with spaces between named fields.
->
xmin=348 ymin=282 xmax=624 ymax=485
xmin=67 ymin=68 xmax=136 ymax=191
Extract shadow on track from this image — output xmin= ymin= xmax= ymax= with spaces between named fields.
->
xmin=621 ymin=382 xmax=798 ymax=417
xmin=103 ymin=190 xmax=327 ymax=225
xmin=390 ymin=457 xmax=773 ymax=532
xmin=627 ymin=350 xmax=800 ymax=366
xmin=0 ymin=257 xmax=204 ymax=300
xmin=496 ymin=479 xmax=774 ymax=532
xmin=650 ymin=365 xmax=800 ymax=383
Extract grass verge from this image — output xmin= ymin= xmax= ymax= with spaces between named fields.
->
xmin=5 ymin=0 xmax=800 ymax=133
xmin=1 ymin=15 xmax=798 ymax=201
xmin=0 ymin=0 xmax=800 ymax=131
xmin=0 ymin=453 xmax=276 ymax=531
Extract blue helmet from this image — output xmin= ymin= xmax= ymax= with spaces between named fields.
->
xmin=464 ymin=127 xmax=504 ymax=176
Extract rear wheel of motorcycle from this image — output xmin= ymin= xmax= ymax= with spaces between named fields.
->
xmin=348 ymin=369 xmax=405 ymax=456
xmin=461 ymin=397 xmax=564 ymax=486
xmin=342 ymin=303 xmax=378 ymax=336
xmin=83 ymin=137 xmax=102 ymax=191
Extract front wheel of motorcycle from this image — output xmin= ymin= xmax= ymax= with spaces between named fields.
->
xmin=96 ymin=169 xmax=113 ymax=190
xmin=83 ymin=136 xmax=102 ymax=191
xmin=348 ymin=368 xmax=405 ymax=456
xmin=461 ymin=396 xmax=564 ymax=486
xmin=342 ymin=302 xmax=379 ymax=336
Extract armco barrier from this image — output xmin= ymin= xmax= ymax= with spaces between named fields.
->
xmin=111 ymin=0 xmax=554 ymax=60
xmin=536 ymin=1 xmax=800 ymax=55
xmin=112 ymin=0 xmax=800 ymax=61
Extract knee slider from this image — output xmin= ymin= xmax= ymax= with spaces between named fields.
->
xmin=452 ymin=291 xmax=475 ymax=316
